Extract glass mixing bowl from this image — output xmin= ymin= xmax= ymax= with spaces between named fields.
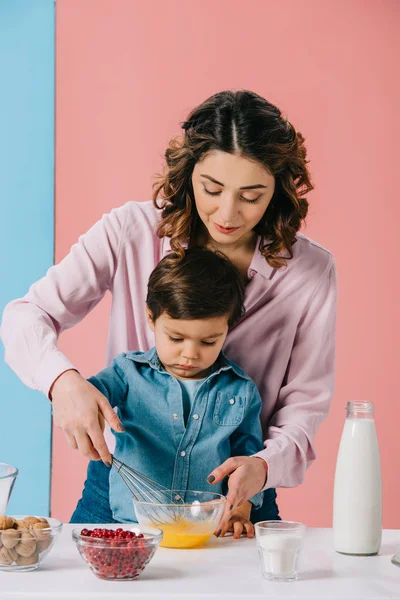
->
xmin=134 ymin=490 xmax=226 ymax=549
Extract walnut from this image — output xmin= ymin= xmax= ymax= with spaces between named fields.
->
xmin=0 ymin=546 xmax=18 ymax=565
xmin=32 ymin=522 xmax=51 ymax=545
xmin=37 ymin=537 xmax=52 ymax=553
xmin=16 ymin=552 xmax=38 ymax=566
xmin=14 ymin=517 xmax=37 ymax=530
xmin=18 ymin=516 xmax=41 ymax=529
xmin=15 ymin=532 xmax=36 ymax=557
xmin=1 ymin=529 xmax=19 ymax=548
xmin=38 ymin=518 xmax=49 ymax=525
xmin=0 ymin=516 xmax=16 ymax=530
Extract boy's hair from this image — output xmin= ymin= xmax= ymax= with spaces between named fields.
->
xmin=146 ymin=248 xmax=245 ymax=328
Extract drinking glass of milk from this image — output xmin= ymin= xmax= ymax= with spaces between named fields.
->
xmin=255 ymin=520 xmax=306 ymax=582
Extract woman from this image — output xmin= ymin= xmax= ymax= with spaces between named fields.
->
xmin=1 ymin=90 xmax=337 ymax=534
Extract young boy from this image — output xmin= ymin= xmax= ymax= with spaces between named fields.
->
xmin=82 ymin=248 xmax=264 ymax=537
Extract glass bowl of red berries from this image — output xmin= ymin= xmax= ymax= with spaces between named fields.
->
xmin=72 ymin=525 xmax=163 ymax=580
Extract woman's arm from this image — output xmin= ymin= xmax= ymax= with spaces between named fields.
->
xmin=208 ymin=258 xmax=337 ymax=514
xmin=0 ymin=204 xmax=131 ymax=461
xmin=255 ymin=257 xmax=337 ymax=489
xmin=1 ymin=204 xmax=128 ymax=395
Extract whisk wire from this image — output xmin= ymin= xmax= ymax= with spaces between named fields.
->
xmin=111 ymin=456 xmax=182 ymax=525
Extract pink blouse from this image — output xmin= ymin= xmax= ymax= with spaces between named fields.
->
xmin=0 ymin=201 xmax=337 ymax=491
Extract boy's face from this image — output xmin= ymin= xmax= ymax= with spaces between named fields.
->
xmin=146 ymin=310 xmax=229 ymax=379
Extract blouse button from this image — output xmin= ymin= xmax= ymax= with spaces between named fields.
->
xmin=173 ymin=413 xmax=179 ymax=420
xmin=249 ymin=268 xmax=256 ymax=278
xmin=193 ymin=414 xmax=199 ymax=420
xmin=180 ymin=450 xmax=186 ymax=457
xmin=229 ymin=398 xmax=235 ymax=405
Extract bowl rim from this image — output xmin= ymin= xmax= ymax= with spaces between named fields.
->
xmin=0 ymin=515 xmax=63 ymax=533
xmin=134 ymin=489 xmax=226 ymax=508
xmin=71 ymin=524 xmax=163 ymax=545
xmin=0 ymin=462 xmax=19 ymax=480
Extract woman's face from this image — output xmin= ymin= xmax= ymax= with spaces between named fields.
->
xmin=192 ymin=151 xmax=275 ymax=248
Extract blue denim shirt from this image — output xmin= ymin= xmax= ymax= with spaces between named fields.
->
xmin=88 ymin=347 xmax=264 ymax=522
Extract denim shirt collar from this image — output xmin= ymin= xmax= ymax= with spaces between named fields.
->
xmin=124 ymin=347 xmax=251 ymax=383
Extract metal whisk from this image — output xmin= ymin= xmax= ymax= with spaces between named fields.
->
xmin=111 ymin=456 xmax=184 ymax=525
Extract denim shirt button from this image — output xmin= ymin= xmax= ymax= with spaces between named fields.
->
xmin=193 ymin=414 xmax=199 ymax=420
xmin=180 ymin=450 xmax=186 ymax=457
xmin=172 ymin=413 xmax=179 ymax=420
xmin=229 ymin=398 xmax=235 ymax=405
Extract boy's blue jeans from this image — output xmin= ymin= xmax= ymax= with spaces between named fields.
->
xmin=70 ymin=460 xmax=281 ymax=524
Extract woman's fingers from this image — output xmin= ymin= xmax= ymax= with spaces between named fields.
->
xmin=97 ymin=395 xmax=125 ymax=433
xmin=219 ymin=494 xmax=243 ymax=530
xmin=74 ymin=429 xmax=102 ymax=461
xmin=98 ymin=412 xmax=105 ymax=432
xmin=88 ymin=422 xmax=113 ymax=465
xmin=66 ymin=422 xmax=112 ymax=466
xmin=207 ymin=457 xmax=240 ymax=484
xmin=213 ymin=457 xmax=268 ymax=531
xmin=217 ymin=518 xmax=233 ymax=538
xmin=208 ymin=457 xmax=244 ymax=529
xmin=65 ymin=432 xmax=78 ymax=450
xmin=218 ymin=470 xmax=247 ymax=530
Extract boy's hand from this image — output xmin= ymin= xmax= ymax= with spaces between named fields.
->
xmin=216 ymin=500 xmax=254 ymax=539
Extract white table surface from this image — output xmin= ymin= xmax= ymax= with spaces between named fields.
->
xmin=0 ymin=526 xmax=399 ymax=599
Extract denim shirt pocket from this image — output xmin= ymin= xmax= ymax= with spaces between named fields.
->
xmin=213 ymin=392 xmax=245 ymax=426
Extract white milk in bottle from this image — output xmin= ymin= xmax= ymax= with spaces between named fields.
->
xmin=333 ymin=401 xmax=382 ymax=555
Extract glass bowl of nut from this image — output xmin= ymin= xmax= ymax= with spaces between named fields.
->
xmin=0 ymin=515 xmax=63 ymax=572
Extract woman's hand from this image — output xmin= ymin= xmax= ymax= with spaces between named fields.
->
xmin=216 ymin=500 xmax=255 ymax=539
xmin=50 ymin=369 xmax=125 ymax=465
xmin=207 ymin=456 xmax=268 ymax=532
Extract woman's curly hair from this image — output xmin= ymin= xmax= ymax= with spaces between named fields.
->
xmin=153 ymin=90 xmax=313 ymax=269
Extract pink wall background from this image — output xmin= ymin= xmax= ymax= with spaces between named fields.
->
xmin=53 ymin=0 xmax=399 ymax=527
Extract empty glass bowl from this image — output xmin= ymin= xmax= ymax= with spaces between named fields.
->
xmin=134 ymin=490 xmax=226 ymax=549
xmin=0 ymin=463 xmax=18 ymax=515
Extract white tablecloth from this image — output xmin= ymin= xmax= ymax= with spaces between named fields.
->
xmin=0 ymin=526 xmax=399 ymax=599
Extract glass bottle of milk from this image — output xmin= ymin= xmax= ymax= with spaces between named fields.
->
xmin=333 ymin=401 xmax=382 ymax=555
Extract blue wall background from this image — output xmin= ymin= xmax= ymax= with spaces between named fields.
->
xmin=0 ymin=0 xmax=55 ymax=516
